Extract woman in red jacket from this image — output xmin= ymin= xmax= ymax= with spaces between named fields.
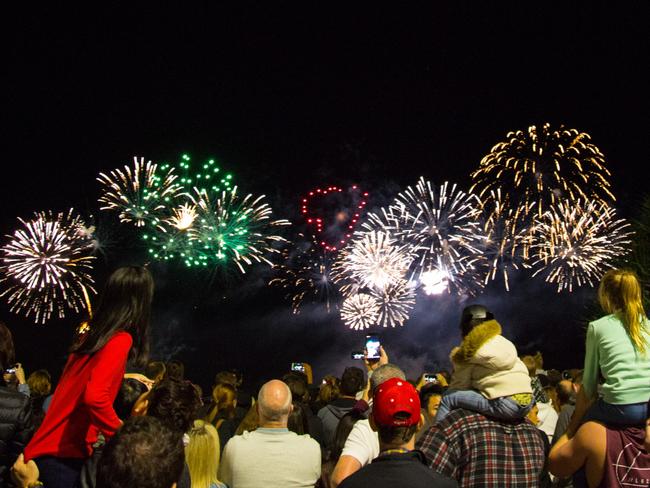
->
xmin=23 ymin=266 xmax=154 ymax=488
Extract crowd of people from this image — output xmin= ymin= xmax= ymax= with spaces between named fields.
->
xmin=0 ymin=266 xmax=649 ymax=487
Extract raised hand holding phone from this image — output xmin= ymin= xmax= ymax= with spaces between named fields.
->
xmin=364 ymin=343 xmax=388 ymax=373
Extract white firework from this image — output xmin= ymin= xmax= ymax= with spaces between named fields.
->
xmin=371 ymin=280 xmax=416 ymax=327
xmin=393 ymin=178 xmax=483 ymax=280
xmin=340 ymin=293 xmax=380 ymax=330
xmin=98 ymin=156 xmax=183 ymax=227
xmin=332 ymin=230 xmax=412 ymax=296
xmin=1 ymin=209 xmax=96 ymax=323
xmin=531 ymin=199 xmax=632 ymax=292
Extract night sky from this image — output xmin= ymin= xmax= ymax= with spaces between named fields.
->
xmin=3 ymin=4 xmax=649 ymax=391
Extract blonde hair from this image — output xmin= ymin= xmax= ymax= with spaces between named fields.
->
xmin=27 ymin=369 xmax=52 ymax=397
xmin=185 ymin=420 xmax=221 ymax=488
xmin=235 ymin=401 xmax=258 ymax=435
xmin=598 ymin=269 xmax=648 ymax=354
xmin=205 ymin=383 xmax=237 ymax=425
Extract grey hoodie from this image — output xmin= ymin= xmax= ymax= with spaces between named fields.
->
xmin=317 ymin=397 xmax=358 ymax=449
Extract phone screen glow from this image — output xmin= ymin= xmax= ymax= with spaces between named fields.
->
xmin=365 ymin=336 xmax=380 ymax=359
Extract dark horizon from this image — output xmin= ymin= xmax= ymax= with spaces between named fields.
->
xmin=2 ymin=4 xmax=648 ymax=390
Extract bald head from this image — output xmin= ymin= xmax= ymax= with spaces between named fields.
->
xmin=257 ymin=380 xmax=292 ymax=425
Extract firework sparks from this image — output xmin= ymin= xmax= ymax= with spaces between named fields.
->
xmin=301 ymin=185 xmax=369 ymax=252
xmin=167 ymin=203 xmax=198 ymax=231
xmin=420 ymin=268 xmax=450 ymax=295
xmin=188 ymin=186 xmax=290 ymax=272
xmin=332 ymin=230 xmax=412 ymax=295
xmin=470 ymin=124 xmax=615 ymax=221
xmin=371 ymin=280 xmax=416 ymax=327
xmin=169 ymin=154 xmax=235 ymax=194
xmin=340 ymin=293 xmax=380 ymax=330
xmin=393 ymin=178 xmax=483 ymax=280
xmin=531 ymin=200 xmax=632 ymax=292
xmin=269 ymin=235 xmax=338 ymax=313
xmin=1 ymin=210 xmax=96 ymax=323
xmin=98 ymin=157 xmax=182 ymax=227
xmin=477 ymin=189 xmax=535 ymax=291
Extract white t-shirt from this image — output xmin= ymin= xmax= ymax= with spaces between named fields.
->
xmin=537 ymin=401 xmax=559 ymax=443
xmin=340 ymin=418 xmax=380 ymax=466
xmin=219 ymin=428 xmax=320 ymax=488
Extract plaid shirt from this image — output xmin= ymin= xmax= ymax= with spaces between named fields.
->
xmin=416 ymin=409 xmax=546 ymax=487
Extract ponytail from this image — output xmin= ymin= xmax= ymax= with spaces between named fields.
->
xmin=598 ymin=269 xmax=648 ymax=354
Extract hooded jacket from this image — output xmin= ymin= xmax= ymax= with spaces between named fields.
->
xmin=318 ymin=397 xmax=357 ymax=449
xmin=449 ymin=320 xmax=532 ymax=399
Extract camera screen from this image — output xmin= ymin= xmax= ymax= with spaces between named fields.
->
xmin=291 ymin=363 xmax=305 ymax=372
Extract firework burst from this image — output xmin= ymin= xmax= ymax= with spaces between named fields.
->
xmin=188 ymin=186 xmax=290 ymax=272
xmin=269 ymin=235 xmax=338 ymax=313
xmin=98 ymin=157 xmax=183 ymax=227
xmin=393 ymin=178 xmax=483 ymax=280
xmin=332 ymin=230 xmax=412 ymax=296
xmin=371 ymin=280 xmax=416 ymax=327
xmin=340 ymin=293 xmax=380 ymax=330
xmin=470 ymin=124 xmax=615 ymax=221
xmin=1 ymin=210 xmax=96 ymax=323
xmin=531 ymin=200 xmax=632 ymax=292
xmin=476 ymin=189 xmax=535 ymax=291
xmin=169 ymin=153 xmax=235 ymax=194
xmin=167 ymin=203 xmax=198 ymax=231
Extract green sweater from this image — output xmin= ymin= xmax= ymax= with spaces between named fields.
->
xmin=583 ymin=314 xmax=650 ymax=404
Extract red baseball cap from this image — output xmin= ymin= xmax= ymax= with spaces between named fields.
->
xmin=372 ymin=378 xmax=421 ymax=427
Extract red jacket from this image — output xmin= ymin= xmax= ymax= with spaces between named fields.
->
xmin=24 ymin=331 xmax=132 ymax=460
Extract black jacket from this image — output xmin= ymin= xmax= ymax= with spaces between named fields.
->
xmin=338 ymin=450 xmax=458 ymax=488
xmin=0 ymin=386 xmax=33 ymax=485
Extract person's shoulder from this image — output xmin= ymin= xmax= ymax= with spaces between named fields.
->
xmin=590 ymin=314 xmax=619 ymax=331
xmin=291 ymin=431 xmax=321 ymax=449
xmin=439 ymin=408 xmax=483 ymax=427
xmin=107 ymin=331 xmax=133 ymax=349
xmin=0 ymin=385 xmax=30 ymax=406
xmin=443 ymin=408 xmax=538 ymax=433
xmin=317 ymin=404 xmax=328 ymax=417
xmin=222 ymin=431 xmax=247 ymax=453
xmin=577 ymin=421 xmax=606 ymax=443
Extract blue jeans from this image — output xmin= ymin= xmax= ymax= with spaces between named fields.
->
xmin=582 ymin=398 xmax=648 ymax=426
xmin=36 ymin=456 xmax=83 ymax=488
xmin=435 ymin=389 xmax=533 ymax=423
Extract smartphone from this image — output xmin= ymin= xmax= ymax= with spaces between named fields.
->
xmin=351 ymin=351 xmax=364 ymax=360
xmin=291 ymin=362 xmax=305 ymax=372
xmin=365 ymin=334 xmax=381 ymax=360
xmin=5 ymin=367 xmax=16 ymax=374
xmin=423 ymin=373 xmax=439 ymax=384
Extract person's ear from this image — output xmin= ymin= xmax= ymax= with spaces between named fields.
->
xmin=417 ymin=414 xmax=425 ymax=432
xmin=369 ymin=415 xmax=378 ymax=433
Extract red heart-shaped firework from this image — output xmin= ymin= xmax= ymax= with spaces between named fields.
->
xmin=301 ymin=185 xmax=369 ymax=252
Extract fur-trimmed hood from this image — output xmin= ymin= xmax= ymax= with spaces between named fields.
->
xmin=448 ymin=319 xmax=532 ymax=399
xmin=453 ymin=319 xmax=502 ymax=363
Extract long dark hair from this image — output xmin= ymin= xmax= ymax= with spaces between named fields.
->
xmin=70 ymin=266 xmax=154 ymax=367
xmin=0 ymin=322 xmax=16 ymax=372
